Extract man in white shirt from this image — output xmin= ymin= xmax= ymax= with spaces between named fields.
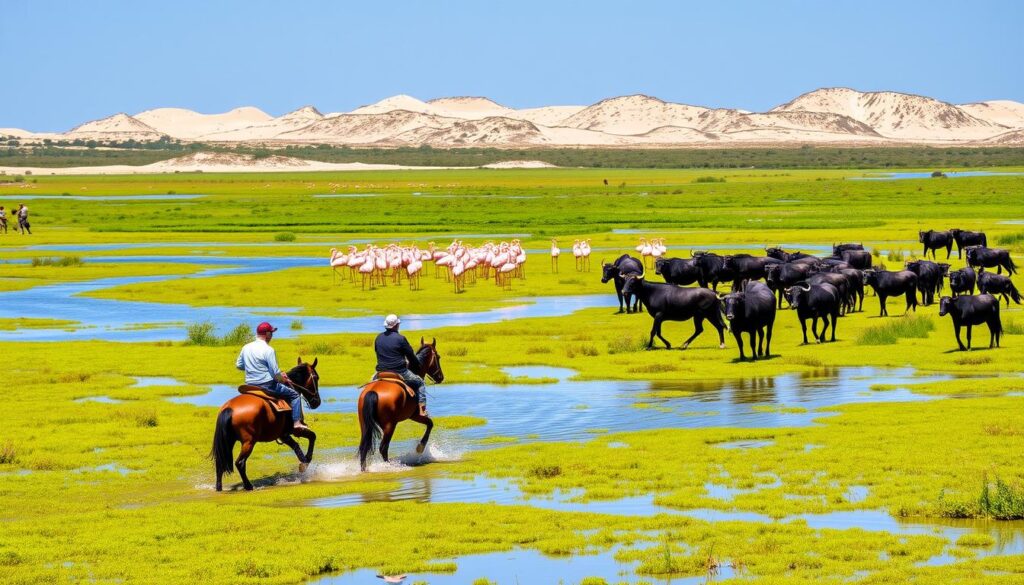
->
xmin=235 ymin=322 xmax=308 ymax=431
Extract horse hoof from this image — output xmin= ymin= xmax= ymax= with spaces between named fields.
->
xmin=416 ymin=442 xmax=426 ymax=454
xmin=298 ymin=462 xmax=309 ymax=473
xmin=719 ymin=343 xmax=725 ymax=349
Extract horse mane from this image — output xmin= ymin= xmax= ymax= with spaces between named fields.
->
xmin=287 ymin=362 xmax=311 ymax=385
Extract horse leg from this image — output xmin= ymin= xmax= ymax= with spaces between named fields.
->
xmin=379 ymin=423 xmax=396 ymax=462
xmin=410 ymin=413 xmax=434 ymax=454
xmin=290 ymin=427 xmax=317 ymax=470
xmin=235 ymin=439 xmax=256 ymax=491
xmin=280 ymin=435 xmax=308 ymax=472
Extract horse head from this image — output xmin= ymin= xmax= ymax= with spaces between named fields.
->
xmin=290 ymin=357 xmax=321 ymax=409
xmin=418 ymin=337 xmax=445 ymax=384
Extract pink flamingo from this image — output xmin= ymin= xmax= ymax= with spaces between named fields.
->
xmin=358 ymin=255 xmax=375 ymax=290
xmin=550 ymin=239 xmax=560 ymax=273
xmin=640 ymin=238 xmax=653 ymax=268
xmin=580 ymin=239 xmax=592 ymax=272
xmin=572 ymin=239 xmax=583 ymax=272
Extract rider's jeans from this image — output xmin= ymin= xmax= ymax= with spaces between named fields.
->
xmin=257 ymin=380 xmax=304 ymax=423
xmin=399 ymin=369 xmax=427 ymax=407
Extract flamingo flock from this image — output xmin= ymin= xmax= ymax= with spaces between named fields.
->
xmin=635 ymin=237 xmax=667 ymax=267
xmin=329 ymin=239 xmax=529 ymax=292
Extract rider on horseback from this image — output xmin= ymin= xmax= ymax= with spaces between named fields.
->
xmin=236 ymin=322 xmax=310 ymax=431
xmin=374 ymin=314 xmax=427 ymax=416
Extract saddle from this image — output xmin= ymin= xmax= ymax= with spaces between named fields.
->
xmin=238 ymin=385 xmax=292 ymax=413
xmin=368 ymin=372 xmax=416 ymax=398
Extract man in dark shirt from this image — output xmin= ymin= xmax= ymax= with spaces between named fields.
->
xmin=374 ymin=314 xmax=427 ymax=416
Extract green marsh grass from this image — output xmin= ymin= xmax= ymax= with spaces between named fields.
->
xmin=30 ymin=255 xmax=83 ymax=267
xmin=858 ymin=314 xmax=934 ymax=345
xmin=185 ymin=321 xmax=252 ymax=346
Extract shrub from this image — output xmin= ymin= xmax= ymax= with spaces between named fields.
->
xmin=529 ymin=464 xmax=562 ymax=478
xmin=858 ymin=314 xmax=934 ymax=345
xmin=956 ymin=533 xmax=995 ymax=547
xmin=0 ymin=441 xmax=16 ymax=464
xmin=186 ymin=321 xmax=251 ymax=346
xmin=448 ymin=346 xmax=468 ymax=357
xmin=565 ymin=343 xmax=599 ymax=358
xmin=886 ymin=249 xmax=905 ymax=262
xmin=1004 ymin=317 xmax=1024 ymax=335
xmin=979 ymin=475 xmax=1024 ymax=520
xmin=290 ymin=320 xmax=304 ymax=330
xmin=693 ymin=176 xmax=726 ymax=183
xmin=31 ymin=256 xmax=83 ymax=267
xmin=274 ymin=232 xmax=296 ymax=242
xmin=300 ymin=340 xmax=345 ymax=356
xmin=608 ymin=334 xmax=648 ymax=354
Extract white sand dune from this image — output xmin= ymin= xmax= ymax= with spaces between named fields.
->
xmin=6 ymin=89 xmax=1023 ymax=149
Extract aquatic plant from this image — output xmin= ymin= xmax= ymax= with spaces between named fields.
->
xmin=979 ymin=475 xmax=1024 ymax=520
xmin=0 ymin=441 xmax=16 ymax=464
xmin=185 ymin=321 xmax=252 ymax=346
xmin=30 ymin=255 xmax=83 ymax=267
xmin=274 ymin=232 xmax=296 ymax=242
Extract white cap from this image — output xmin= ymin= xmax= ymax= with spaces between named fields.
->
xmin=383 ymin=314 xmax=401 ymax=329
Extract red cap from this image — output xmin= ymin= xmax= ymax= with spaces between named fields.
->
xmin=256 ymin=322 xmax=277 ymax=335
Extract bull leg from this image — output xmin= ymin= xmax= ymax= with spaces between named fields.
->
xmin=966 ymin=324 xmax=973 ymax=350
xmin=682 ymin=317 xmax=705 ymax=349
xmin=811 ymin=316 xmax=820 ymax=341
xmin=615 ymin=283 xmax=626 ymax=313
xmin=945 ymin=244 xmax=952 ymax=259
xmin=235 ymin=440 xmax=256 ymax=491
xmin=748 ymin=331 xmax=757 ymax=360
xmin=879 ymin=295 xmax=888 ymax=317
xmin=954 ymin=324 xmax=966 ymax=351
xmin=765 ymin=321 xmax=774 ymax=357
xmin=799 ymin=318 xmax=809 ymax=345
xmin=756 ymin=328 xmax=764 ymax=357
xmin=732 ymin=330 xmax=744 ymax=360
xmin=906 ymin=292 xmax=916 ymax=314
xmin=410 ymin=413 xmax=434 ymax=454
xmin=816 ymin=316 xmax=827 ymax=343
xmin=830 ymin=310 xmax=838 ymax=342
xmin=646 ymin=315 xmax=661 ymax=349
xmin=654 ymin=316 xmax=672 ymax=349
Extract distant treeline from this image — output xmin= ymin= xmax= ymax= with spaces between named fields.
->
xmin=2 ymin=141 xmax=1024 ymax=169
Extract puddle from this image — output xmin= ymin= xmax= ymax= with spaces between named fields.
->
xmin=311 ymin=193 xmax=382 ymax=198
xmin=501 ymin=365 xmax=576 ymax=381
xmin=845 ymin=485 xmax=869 ymax=504
xmin=74 ymin=463 xmax=132 ymax=475
xmin=133 ymin=376 xmax=186 ymax=387
xmin=74 ymin=396 xmax=123 ymax=404
xmin=713 ymin=440 xmax=774 ymax=450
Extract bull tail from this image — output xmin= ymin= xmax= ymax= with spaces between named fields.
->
xmin=358 ymin=391 xmax=381 ymax=471
xmin=1010 ymin=282 xmax=1022 ymax=305
xmin=211 ymin=408 xmax=236 ymax=477
xmin=1006 ymin=256 xmax=1018 ymax=275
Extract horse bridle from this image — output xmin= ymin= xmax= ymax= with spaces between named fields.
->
xmin=418 ymin=346 xmax=440 ymax=383
xmin=288 ymin=363 xmax=319 ymax=403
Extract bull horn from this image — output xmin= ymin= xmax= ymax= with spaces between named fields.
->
xmin=800 ymin=283 xmax=811 ymax=291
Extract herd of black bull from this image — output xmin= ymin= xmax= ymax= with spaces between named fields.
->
xmin=600 ymin=235 xmax=1019 ymax=359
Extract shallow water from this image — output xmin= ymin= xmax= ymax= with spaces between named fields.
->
xmin=313 ymin=545 xmax=734 ymax=585
xmin=849 ymin=171 xmax=1024 ymax=181
xmin=0 ymin=194 xmax=205 ymax=200
xmin=0 ymin=253 xmax=611 ymax=341
xmin=172 ymin=366 xmax=943 ymax=444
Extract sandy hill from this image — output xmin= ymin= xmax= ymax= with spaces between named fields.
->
xmin=278 ymin=110 xmax=453 ymax=144
xmin=199 ymin=106 xmax=325 ymax=141
xmin=514 ymin=105 xmax=586 ymax=126
xmin=772 ymin=88 xmax=1005 ymax=141
xmin=395 ymin=116 xmax=547 ymax=146
xmin=960 ymin=100 xmax=1024 ymax=129
xmin=981 ymin=128 xmax=1024 ymax=145
xmin=0 ymin=128 xmax=34 ymax=138
xmin=66 ymin=113 xmax=163 ymax=140
xmin=562 ymin=94 xmax=741 ymax=135
xmin=426 ymin=97 xmax=516 ymax=119
xmin=349 ymin=95 xmax=432 ymax=116
xmin=135 ymin=106 xmax=272 ymax=140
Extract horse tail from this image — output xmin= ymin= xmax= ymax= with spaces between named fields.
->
xmin=358 ymin=391 xmax=382 ymax=470
xmin=211 ymin=408 xmax=236 ymax=476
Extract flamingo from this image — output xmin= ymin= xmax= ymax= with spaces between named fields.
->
xmin=497 ymin=259 xmax=517 ymax=290
xmin=572 ymin=239 xmax=583 ymax=272
xmin=550 ymin=239 xmax=560 ymax=273
xmin=358 ymin=255 xmax=375 ymax=290
xmin=640 ymin=238 xmax=653 ymax=268
xmin=580 ymin=239 xmax=592 ymax=272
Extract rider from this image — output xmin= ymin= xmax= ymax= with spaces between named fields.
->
xmin=374 ymin=314 xmax=427 ymax=416
xmin=235 ymin=321 xmax=309 ymax=431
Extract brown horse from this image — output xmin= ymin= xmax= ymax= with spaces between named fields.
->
xmin=211 ymin=358 xmax=321 ymax=491
xmin=357 ymin=339 xmax=444 ymax=471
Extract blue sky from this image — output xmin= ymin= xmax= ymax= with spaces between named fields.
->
xmin=2 ymin=0 xmax=1021 ymax=131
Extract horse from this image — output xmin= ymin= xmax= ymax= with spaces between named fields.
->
xmin=357 ymin=339 xmax=445 ymax=471
xmin=211 ymin=358 xmax=321 ymax=491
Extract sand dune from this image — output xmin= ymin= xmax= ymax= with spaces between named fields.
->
xmin=8 ymin=88 xmax=1024 ymax=148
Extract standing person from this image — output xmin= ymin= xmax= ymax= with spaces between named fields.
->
xmin=0 ymin=206 xmax=7 ymax=234
xmin=16 ymin=204 xmax=30 ymax=235
xmin=235 ymin=321 xmax=310 ymax=431
xmin=374 ymin=314 xmax=427 ymax=416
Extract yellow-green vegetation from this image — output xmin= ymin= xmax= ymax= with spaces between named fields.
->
xmin=2 ymin=167 xmax=1024 ymax=584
